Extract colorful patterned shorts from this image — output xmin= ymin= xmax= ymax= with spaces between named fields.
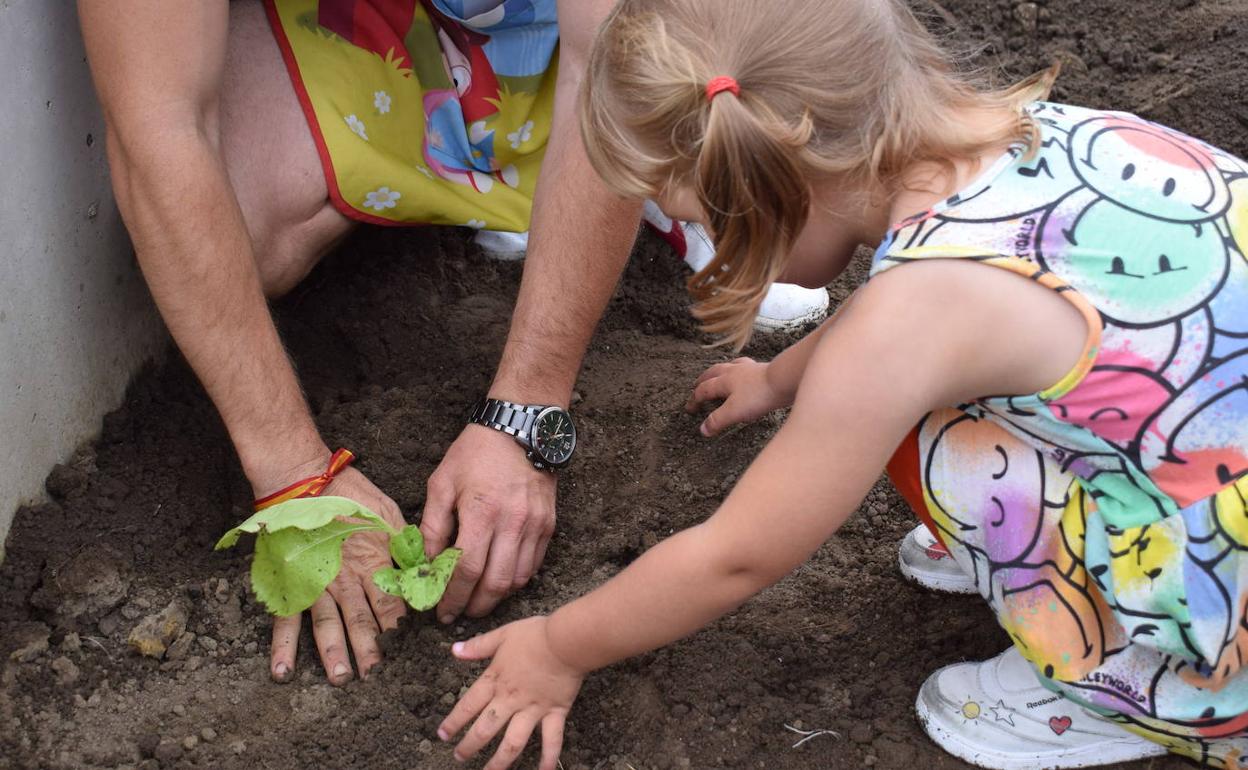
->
xmin=266 ymin=0 xmax=558 ymax=231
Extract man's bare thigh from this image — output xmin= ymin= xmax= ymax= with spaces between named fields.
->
xmin=222 ymin=0 xmax=353 ymax=294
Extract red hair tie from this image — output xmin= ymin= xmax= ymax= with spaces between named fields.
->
xmin=705 ymin=76 xmax=740 ymax=102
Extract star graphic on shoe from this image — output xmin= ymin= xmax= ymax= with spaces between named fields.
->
xmin=988 ymin=700 xmax=1016 ymax=726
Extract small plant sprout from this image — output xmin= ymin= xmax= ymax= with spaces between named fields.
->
xmin=214 ymin=496 xmax=462 ymax=616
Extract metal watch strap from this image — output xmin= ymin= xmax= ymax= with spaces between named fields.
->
xmin=469 ymin=398 xmax=542 ymax=440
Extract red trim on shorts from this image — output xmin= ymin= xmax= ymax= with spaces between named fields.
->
xmin=886 ymin=424 xmax=949 ymax=549
xmin=262 ymin=0 xmax=412 ymax=228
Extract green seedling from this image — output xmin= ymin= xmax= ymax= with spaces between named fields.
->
xmin=215 ymin=496 xmax=462 ymax=616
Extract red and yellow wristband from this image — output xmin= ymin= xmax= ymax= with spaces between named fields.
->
xmin=252 ymin=448 xmax=355 ymax=512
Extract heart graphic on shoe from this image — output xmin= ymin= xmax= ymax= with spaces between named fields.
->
xmin=1049 ymin=716 xmax=1073 ymax=735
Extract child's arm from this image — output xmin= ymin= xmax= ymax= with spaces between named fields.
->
xmin=686 ymin=293 xmax=855 ymax=436
xmin=438 ymin=260 xmax=1087 ymax=770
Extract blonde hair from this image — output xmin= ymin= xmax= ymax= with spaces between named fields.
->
xmin=581 ymin=0 xmax=1057 ymax=349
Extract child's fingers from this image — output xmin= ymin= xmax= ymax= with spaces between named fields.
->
xmin=454 ymin=699 xmax=514 ymax=762
xmin=693 ymin=362 xmax=729 ymax=389
xmin=452 ymin=626 xmax=506 ymax=661
xmin=438 ymin=676 xmax=495 ymax=741
xmin=700 ymin=404 xmax=732 ymax=437
xmin=482 ymin=711 xmax=540 ymax=770
xmin=686 ymin=376 xmax=729 ymax=413
xmin=538 ymin=713 xmax=567 ymax=770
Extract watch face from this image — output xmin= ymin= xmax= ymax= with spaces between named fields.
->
xmin=531 ymin=408 xmax=576 ymax=467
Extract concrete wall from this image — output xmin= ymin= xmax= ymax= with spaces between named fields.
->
xmin=0 ymin=0 xmax=165 ymax=557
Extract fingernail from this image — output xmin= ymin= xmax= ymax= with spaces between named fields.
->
xmin=333 ymin=662 xmax=350 ymax=678
xmin=700 ymin=424 xmax=710 ymax=437
xmin=451 ymin=642 xmax=465 ymax=656
xmin=440 ymin=614 xmax=454 ymax=625
xmin=437 ymin=728 xmax=449 ymax=741
xmin=273 ymin=663 xmax=291 ymax=682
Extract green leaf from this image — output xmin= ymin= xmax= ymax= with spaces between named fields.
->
xmin=250 ymin=519 xmax=388 ymax=616
xmin=373 ymin=567 xmax=404 ymax=598
xmin=215 ymin=496 xmax=393 ymax=550
xmin=389 ymin=525 xmax=427 ymax=570
xmin=397 ymin=547 xmax=463 ymax=611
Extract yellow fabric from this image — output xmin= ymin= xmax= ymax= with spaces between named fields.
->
xmin=268 ymin=0 xmax=558 ymax=230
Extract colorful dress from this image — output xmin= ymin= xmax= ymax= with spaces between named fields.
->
xmin=265 ymin=0 xmax=559 ymax=230
xmin=878 ymin=102 xmax=1248 ymax=766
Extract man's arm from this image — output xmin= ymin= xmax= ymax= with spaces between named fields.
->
xmin=421 ymin=0 xmax=642 ymax=621
xmin=78 ymin=0 xmax=405 ymax=684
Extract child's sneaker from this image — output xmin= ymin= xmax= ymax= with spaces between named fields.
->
xmin=916 ymin=647 xmax=1168 ymax=770
xmin=898 ymin=524 xmax=977 ymax=594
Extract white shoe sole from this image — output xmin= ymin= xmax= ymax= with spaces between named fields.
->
xmin=752 ymin=305 xmax=828 ymax=333
xmin=898 ymin=548 xmax=979 ymax=595
xmin=916 ymin=683 xmax=1167 ymax=770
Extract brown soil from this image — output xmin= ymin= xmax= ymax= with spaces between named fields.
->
xmin=2 ymin=1 xmax=1245 ymax=768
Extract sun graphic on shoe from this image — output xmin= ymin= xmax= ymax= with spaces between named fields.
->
xmin=960 ymin=700 xmax=982 ymax=721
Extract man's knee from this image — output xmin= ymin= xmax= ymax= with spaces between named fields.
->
xmin=253 ymin=206 xmax=354 ymax=299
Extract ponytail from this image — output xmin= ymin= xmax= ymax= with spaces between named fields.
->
xmin=691 ymin=91 xmax=814 ymax=349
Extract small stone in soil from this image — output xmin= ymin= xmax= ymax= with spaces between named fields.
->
xmin=182 ymin=735 xmax=198 ymax=751
xmin=230 ymin=740 xmax=247 ymax=755
xmin=128 ymin=600 xmax=190 ymax=658
xmin=153 ymin=739 xmax=183 ymax=763
xmin=165 ymin=632 xmax=195 ymax=661
xmin=200 ymin=727 xmax=218 ymax=742
xmin=50 ymin=656 xmax=80 ymax=685
xmin=418 ymin=739 xmax=433 ymax=754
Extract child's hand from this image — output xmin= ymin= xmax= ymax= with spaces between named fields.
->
xmin=439 ymin=617 xmax=584 ymax=770
xmin=686 ymin=357 xmax=790 ymax=437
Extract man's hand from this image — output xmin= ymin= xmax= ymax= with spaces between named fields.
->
xmin=264 ymin=459 xmax=408 ymax=685
xmin=421 ymin=426 xmax=556 ymax=623
xmin=439 ymin=617 xmax=583 ymax=770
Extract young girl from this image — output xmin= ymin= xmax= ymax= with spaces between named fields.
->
xmin=435 ymin=1 xmax=1248 ymax=767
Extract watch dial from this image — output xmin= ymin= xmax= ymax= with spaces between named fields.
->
xmin=533 ymin=409 xmax=576 ymax=465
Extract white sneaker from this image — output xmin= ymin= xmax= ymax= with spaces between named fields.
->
xmin=754 ymin=281 xmax=831 ymax=331
xmin=641 ymin=201 xmax=829 ymax=333
xmin=473 ymin=229 xmax=528 ymax=261
xmin=899 ymin=524 xmax=978 ymax=595
xmin=916 ymin=647 xmax=1168 ymax=770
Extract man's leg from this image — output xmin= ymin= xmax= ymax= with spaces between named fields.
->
xmin=221 ymin=0 xmax=354 ymax=298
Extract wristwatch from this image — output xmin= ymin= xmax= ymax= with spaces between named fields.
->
xmin=469 ymin=398 xmax=577 ymax=471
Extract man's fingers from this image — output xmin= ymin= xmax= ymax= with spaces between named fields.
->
xmin=483 ymin=712 xmax=539 ymax=770
xmin=437 ymin=529 xmax=490 ymax=624
xmin=451 ymin=626 xmax=506 ymax=661
xmin=270 ymin=613 xmax=300 ymax=683
xmin=420 ymin=472 xmax=456 ymax=558
xmin=335 ymin=584 xmax=382 ymax=679
xmin=466 ymin=518 xmax=522 ymax=617
xmin=310 ymin=593 xmax=353 ymax=685
xmin=455 ymin=700 xmax=513 ymax=762
xmin=511 ymin=528 xmax=541 ymax=590
xmin=538 ymin=713 xmax=567 ymax=770
xmin=363 ymin=576 xmax=407 ymax=632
